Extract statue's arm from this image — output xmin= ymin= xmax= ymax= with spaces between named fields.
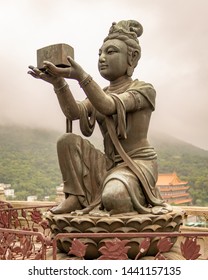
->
xmin=54 ymin=79 xmax=81 ymax=120
xmin=28 ymin=63 xmax=92 ymax=120
xmin=40 ymin=58 xmax=116 ymax=116
xmin=79 ymin=77 xmax=117 ymax=115
xmin=56 ymin=84 xmax=93 ymax=121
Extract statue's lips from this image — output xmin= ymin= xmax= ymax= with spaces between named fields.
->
xmin=99 ymin=64 xmax=108 ymax=70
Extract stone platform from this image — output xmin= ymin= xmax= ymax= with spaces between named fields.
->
xmin=46 ymin=208 xmax=185 ymax=259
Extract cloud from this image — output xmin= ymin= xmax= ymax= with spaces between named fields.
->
xmin=0 ymin=0 xmax=208 ymax=150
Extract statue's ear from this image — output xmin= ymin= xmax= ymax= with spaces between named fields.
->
xmin=127 ymin=50 xmax=140 ymax=77
xmin=128 ymin=50 xmax=140 ymax=67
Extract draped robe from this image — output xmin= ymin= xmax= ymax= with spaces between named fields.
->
xmin=57 ymin=79 xmax=172 ymax=214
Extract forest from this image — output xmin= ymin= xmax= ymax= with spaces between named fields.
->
xmin=0 ymin=125 xmax=208 ymax=206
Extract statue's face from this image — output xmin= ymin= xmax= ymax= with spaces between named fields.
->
xmin=98 ymin=39 xmax=128 ymax=81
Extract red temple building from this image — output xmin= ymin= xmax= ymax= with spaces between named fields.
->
xmin=156 ymin=172 xmax=192 ymax=205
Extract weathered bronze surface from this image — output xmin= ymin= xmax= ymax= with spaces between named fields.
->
xmin=28 ymin=20 xmax=172 ymax=216
xmin=37 ymin=43 xmax=74 ymax=69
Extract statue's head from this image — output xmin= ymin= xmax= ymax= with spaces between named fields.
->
xmin=99 ymin=20 xmax=143 ymax=79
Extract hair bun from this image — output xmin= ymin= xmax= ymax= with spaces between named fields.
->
xmin=108 ymin=20 xmax=143 ymax=40
xmin=129 ymin=20 xmax=143 ymax=38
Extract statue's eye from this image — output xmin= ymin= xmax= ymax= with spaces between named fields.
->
xmin=107 ymin=49 xmax=116 ymax=55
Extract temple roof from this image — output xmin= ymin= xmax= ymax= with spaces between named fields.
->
xmin=157 ymin=172 xmax=188 ymax=186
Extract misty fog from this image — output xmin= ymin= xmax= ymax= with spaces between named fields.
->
xmin=0 ymin=0 xmax=208 ymax=150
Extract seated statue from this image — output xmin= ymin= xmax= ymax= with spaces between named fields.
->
xmin=28 ymin=20 xmax=172 ymax=216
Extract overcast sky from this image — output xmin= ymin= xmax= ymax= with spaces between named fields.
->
xmin=0 ymin=0 xmax=208 ymax=150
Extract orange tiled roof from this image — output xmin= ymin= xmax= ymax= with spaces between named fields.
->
xmin=172 ymin=198 xmax=192 ymax=204
xmin=158 ymin=186 xmax=190 ymax=192
xmin=157 ymin=172 xmax=187 ymax=186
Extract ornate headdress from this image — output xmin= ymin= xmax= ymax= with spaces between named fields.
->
xmin=104 ymin=20 xmax=143 ymax=50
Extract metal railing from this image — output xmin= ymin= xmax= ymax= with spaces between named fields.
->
xmin=52 ymin=231 xmax=208 ymax=260
xmin=0 ymin=200 xmax=54 ymax=260
xmin=1 ymin=200 xmax=208 ymax=260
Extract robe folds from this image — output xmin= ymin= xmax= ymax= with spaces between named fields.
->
xmin=57 ymin=79 xmax=172 ymax=214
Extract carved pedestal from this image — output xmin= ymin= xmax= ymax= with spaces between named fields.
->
xmin=46 ymin=208 xmax=185 ymax=259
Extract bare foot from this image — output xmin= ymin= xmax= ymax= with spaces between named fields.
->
xmin=50 ymin=195 xmax=82 ymax=214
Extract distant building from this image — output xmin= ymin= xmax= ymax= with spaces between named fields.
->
xmin=4 ymin=189 xmax=15 ymax=198
xmin=0 ymin=183 xmax=15 ymax=199
xmin=156 ymin=172 xmax=192 ymax=205
xmin=27 ymin=196 xmax=37 ymax=202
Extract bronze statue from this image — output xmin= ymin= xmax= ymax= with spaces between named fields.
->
xmin=28 ymin=20 xmax=172 ymax=216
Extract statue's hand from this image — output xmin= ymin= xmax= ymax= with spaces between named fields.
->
xmin=42 ymin=56 xmax=85 ymax=81
xmin=42 ymin=61 xmax=72 ymax=78
xmin=27 ymin=65 xmax=61 ymax=85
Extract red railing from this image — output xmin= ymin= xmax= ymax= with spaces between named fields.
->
xmin=52 ymin=231 xmax=208 ymax=260
xmin=1 ymin=201 xmax=208 ymax=260
xmin=0 ymin=228 xmax=49 ymax=260
xmin=0 ymin=201 xmax=54 ymax=260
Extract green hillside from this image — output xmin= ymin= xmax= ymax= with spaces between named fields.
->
xmin=0 ymin=125 xmax=61 ymax=200
xmin=0 ymin=125 xmax=208 ymax=205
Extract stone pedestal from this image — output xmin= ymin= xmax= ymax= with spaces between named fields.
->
xmin=46 ymin=208 xmax=185 ymax=259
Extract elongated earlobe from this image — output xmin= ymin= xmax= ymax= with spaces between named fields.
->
xmin=127 ymin=65 xmax=134 ymax=77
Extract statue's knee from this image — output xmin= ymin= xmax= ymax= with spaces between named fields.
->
xmin=105 ymin=179 xmax=129 ymax=194
xmin=102 ymin=180 xmax=122 ymax=200
xmin=102 ymin=179 xmax=133 ymax=212
xmin=57 ymin=133 xmax=79 ymax=150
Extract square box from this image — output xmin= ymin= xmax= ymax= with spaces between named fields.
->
xmin=37 ymin=43 xmax=74 ymax=69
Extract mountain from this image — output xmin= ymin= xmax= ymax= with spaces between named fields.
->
xmin=0 ymin=125 xmax=208 ymax=205
xmin=149 ymin=131 xmax=208 ymax=176
xmin=149 ymin=130 xmax=208 ymax=158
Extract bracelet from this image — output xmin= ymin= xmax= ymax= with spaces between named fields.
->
xmin=79 ymin=75 xmax=93 ymax=88
xmin=54 ymin=82 xmax=68 ymax=94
